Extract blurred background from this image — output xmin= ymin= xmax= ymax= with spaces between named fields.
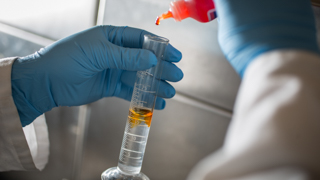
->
xmin=0 ymin=0 xmax=240 ymax=179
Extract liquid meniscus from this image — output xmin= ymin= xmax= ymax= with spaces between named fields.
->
xmin=128 ymin=107 xmax=153 ymax=128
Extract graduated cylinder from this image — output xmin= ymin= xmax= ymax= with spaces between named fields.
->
xmin=117 ymin=34 xmax=169 ymax=175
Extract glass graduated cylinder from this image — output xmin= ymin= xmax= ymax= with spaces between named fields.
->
xmin=117 ymin=35 xmax=169 ymax=176
xmin=118 ymin=107 xmax=152 ymax=174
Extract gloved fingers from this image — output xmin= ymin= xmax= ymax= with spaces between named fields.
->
xmin=154 ymin=97 xmax=166 ymax=110
xmin=121 ymin=71 xmax=176 ymax=98
xmin=115 ymin=84 xmax=134 ymax=102
xmin=115 ymin=84 xmax=166 ymax=110
xmin=119 ymin=71 xmax=136 ymax=84
xmin=163 ymin=44 xmax=182 ymax=63
xmin=102 ymin=26 xmax=182 ymax=63
xmin=120 ymin=60 xmax=183 ymax=83
xmin=214 ymin=0 xmax=318 ymax=77
xmin=155 ymin=80 xmax=176 ymax=98
xmin=158 ymin=61 xmax=183 ymax=82
xmin=101 ymin=42 xmax=158 ymax=71
xmin=102 ymin=25 xmax=152 ymax=48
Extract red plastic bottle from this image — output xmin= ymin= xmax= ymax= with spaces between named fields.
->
xmin=155 ymin=0 xmax=217 ymax=25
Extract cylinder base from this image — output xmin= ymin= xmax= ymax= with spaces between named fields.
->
xmin=101 ymin=167 xmax=149 ymax=180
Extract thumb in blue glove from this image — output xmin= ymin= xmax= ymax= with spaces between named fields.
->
xmin=11 ymin=26 xmax=183 ymax=127
xmin=215 ymin=0 xmax=319 ymax=77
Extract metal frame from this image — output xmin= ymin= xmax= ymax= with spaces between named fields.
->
xmin=0 ymin=22 xmax=54 ymax=46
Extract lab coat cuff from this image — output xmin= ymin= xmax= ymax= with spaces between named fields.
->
xmin=0 ymin=57 xmax=49 ymax=171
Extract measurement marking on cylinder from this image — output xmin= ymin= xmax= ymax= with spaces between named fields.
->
xmin=125 ymin=132 xmax=147 ymax=138
xmin=121 ymin=148 xmax=143 ymax=154
xmin=131 ymin=101 xmax=147 ymax=104
xmin=124 ymin=136 xmax=145 ymax=142
xmin=135 ymin=89 xmax=156 ymax=93
xmin=137 ymin=125 xmax=148 ymax=127
xmin=122 ymin=155 xmax=142 ymax=160
xmin=125 ymin=139 xmax=146 ymax=144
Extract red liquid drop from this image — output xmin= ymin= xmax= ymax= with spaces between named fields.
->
xmin=155 ymin=17 xmax=161 ymax=25
xmin=155 ymin=11 xmax=173 ymax=25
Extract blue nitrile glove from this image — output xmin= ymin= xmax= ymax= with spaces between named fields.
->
xmin=11 ymin=26 xmax=183 ymax=127
xmin=215 ymin=0 xmax=319 ymax=77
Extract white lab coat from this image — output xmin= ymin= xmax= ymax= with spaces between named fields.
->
xmin=0 ymin=57 xmax=49 ymax=171
xmin=187 ymin=50 xmax=320 ymax=180
xmin=1 ymin=50 xmax=320 ymax=179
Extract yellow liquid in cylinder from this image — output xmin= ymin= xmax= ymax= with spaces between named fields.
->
xmin=128 ymin=107 xmax=153 ymax=128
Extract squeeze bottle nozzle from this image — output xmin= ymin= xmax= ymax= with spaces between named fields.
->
xmin=155 ymin=0 xmax=217 ymax=25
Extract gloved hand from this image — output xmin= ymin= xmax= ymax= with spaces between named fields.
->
xmin=215 ymin=0 xmax=319 ymax=77
xmin=11 ymin=26 xmax=183 ymax=127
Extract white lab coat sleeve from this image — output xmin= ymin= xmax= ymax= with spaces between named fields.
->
xmin=0 ymin=57 xmax=49 ymax=171
xmin=187 ymin=50 xmax=320 ymax=180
